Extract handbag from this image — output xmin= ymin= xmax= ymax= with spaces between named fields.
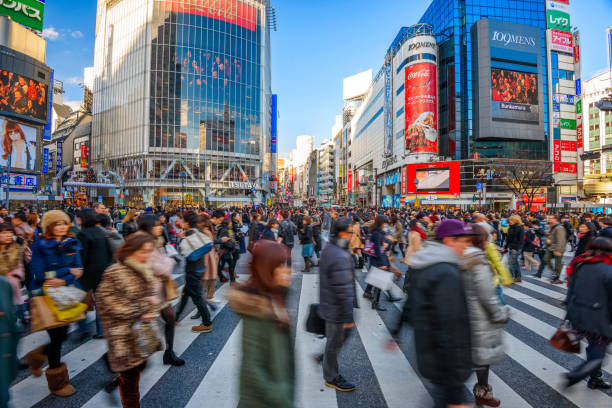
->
xmin=365 ymin=266 xmax=394 ymax=291
xmin=548 ymin=320 xmax=580 ymax=354
xmin=30 ymin=295 xmax=86 ymax=332
xmin=305 ymin=303 xmax=326 ymax=336
xmin=131 ymin=320 xmax=162 ymax=360
xmin=165 ymin=243 xmax=179 ymax=258
xmin=363 ymin=239 xmax=376 ymax=256
xmin=163 ymin=278 xmax=179 ymax=301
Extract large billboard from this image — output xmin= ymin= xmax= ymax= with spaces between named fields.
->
xmin=405 ymin=63 xmax=438 ymax=154
xmin=491 ymin=68 xmax=539 ymax=123
xmin=161 ymin=0 xmax=257 ymax=31
xmin=0 ymin=118 xmax=37 ymax=171
xmin=0 ymin=70 xmax=48 ymax=123
xmin=404 ymin=161 xmax=460 ymax=194
xmin=383 ymin=63 xmax=393 ymax=156
xmin=0 ymin=0 xmax=44 ymax=31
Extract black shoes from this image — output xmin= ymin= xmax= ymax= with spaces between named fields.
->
xmin=163 ymin=350 xmax=185 ymax=366
xmin=362 ymin=292 xmax=373 ymax=300
xmin=550 ymin=278 xmax=563 ymax=285
xmin=588 ymin=377 xmax=611 ymax=390
xmin=325 ymin=375 xmax=356 ymax=392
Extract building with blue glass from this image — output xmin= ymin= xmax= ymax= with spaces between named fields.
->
xmin=419 ymin=0 xmax=549 ymax=160
xmin=92 ymin=0 xmax=273 ymax=207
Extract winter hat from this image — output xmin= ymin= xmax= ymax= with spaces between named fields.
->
xmin=41 ymin=210 xmax=71 ymax=232
xmin=435 ymin=219 xmax=474 ymax=240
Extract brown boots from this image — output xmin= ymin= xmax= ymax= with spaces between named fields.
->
xmin=45 ymin=363 xmax=76 ymax=397
xmin=473 ymin=384 xmax=500 ymax=407
xmin=301 ymin=257 xmax=311 ymax=272
xmin=25 ymin=345 xmax=47 ymax=377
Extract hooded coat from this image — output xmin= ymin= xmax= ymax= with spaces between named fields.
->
xmin=462 ymin=247 xmax=510 ymax=366
xmin=408 ymin=241 xmax=472 ymax=404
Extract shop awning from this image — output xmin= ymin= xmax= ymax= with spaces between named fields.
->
xmin=4 ymin=194 xmax=62 ymax=201
xmin=421 ymin=199 xmax=492 ymax=205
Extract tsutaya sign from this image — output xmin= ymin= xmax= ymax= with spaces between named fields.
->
xmin=0 ymin=0 xmax=45 ymax=31
xmin=491 ymin=31 xmax=536 ymax=48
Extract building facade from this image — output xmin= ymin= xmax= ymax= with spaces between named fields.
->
xmin=92 ymin=0 xmax=273 ymax=207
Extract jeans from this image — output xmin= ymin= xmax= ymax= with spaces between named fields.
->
xmin=323 ymin=321 xmax=353 ymax=382
xmin=509 ymin=249 xmax=522 ymax=279
xmin=586 ymin=340 xmax=608 ymax=375
xmin=496 ymin=284 xmax=506 ymax=305
xmin=177 ymin=272 xmax=212 ymax=325
xmin=537 ymin=251 xmax=563 ymax=279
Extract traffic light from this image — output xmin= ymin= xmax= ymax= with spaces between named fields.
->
xmin=32 ymin=187 xmax=37 ymax=194
xmin=473 ymin=194 xmax=477 ymax=203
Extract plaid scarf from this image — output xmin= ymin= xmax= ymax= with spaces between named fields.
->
xmin=565 ymin=251 xmax=612 ymax=286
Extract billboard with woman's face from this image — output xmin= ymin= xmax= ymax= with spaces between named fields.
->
xmin=0 ymin=118 xmax=37 ymax=171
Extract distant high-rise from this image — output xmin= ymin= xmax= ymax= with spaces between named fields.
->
xmin=92 ymin=0 xmax=273 ymax=206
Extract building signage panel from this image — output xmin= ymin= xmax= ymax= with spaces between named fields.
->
xmin=553 ymin=101 xmax=560 ymax=112
xmin=547 ymin=9 xmax=571 ymax=32
xmin=576 ymin=99 xmax=582 ymax=114
xmin=0 ymin=118 xmax=37 ymax=171
xmin=161 ymin=0 xmax=257 ymax=31
xmin=553 ymin=140 xmax=561 ymax=171
xmin=546 ymin=0 xmax=570 ymax=14
xmin=56 ymin=141 xmax=62 ymax=174
xmin=575 ymin=78 xmax=581 ymax=96
xmin=560 ymin=162 xmax=577 ymax=173
xmin=550 ymin=29 xmax=573 ymax=53
xmin=490 ymin=31 xmax=536 ymax=48
xmin=383 ymin=63 xmax=393 ymax=156
xmin=271 ymin=94 xmax=277 ymax=154
xmin=403 ymin=161 xmax=460 ymax=194
xmin=80 ymin=144 xmax=88 ymax=168
xmin=0 ymin=172 xmax=37 ymax=190
xmin=560 ymin=140 xmax=576 ymax=151
xmin=0 ymin=0 xmax=45 ymax=31
xmin=401 ymin=165 xmax=407 ymax=195
xmin=577 ymin=120 xmax=583 ymax=148
xmin=405 ymin=63 xmax=438 ymax=154
xmin=43 ymin=70 xmax=53 ymax=140
xmin=559 ymin=118 xmax=576 ymax=129
xmin=553 ymin=94 xmax=575 ymax=104
xmin=42 ymin=147 xmax=48 ymax=174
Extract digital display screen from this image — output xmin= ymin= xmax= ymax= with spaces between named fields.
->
xmin=0 ymin=118 xmax=38 ymax=171
xmin=0 ymin=70 xmax=48 ymax=123
xmin=416 ymin=167 xmax=450 ymax=192
xmin=491 ymin=68 xmax=539 ymax=123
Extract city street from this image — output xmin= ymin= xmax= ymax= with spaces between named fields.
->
xmin=9 ymin=245 xmax=612 ymax=408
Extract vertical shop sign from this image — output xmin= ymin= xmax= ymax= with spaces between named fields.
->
xmin=383 ymin=63 xmax=393 ymax=156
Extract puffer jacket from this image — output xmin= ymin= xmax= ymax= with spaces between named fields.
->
xmin=30 ymin=237 xmax=83 ymax=291
xmin=547 ymin=223 xmax=567 ymax=254
xmin=318 ymin=237 xmax=358 ymax=324
xmin=409 ymin=241 xmax=472 ymax=403
xmin=484 ymin=242 xmax=513 ymax=287
xmin=462 ymin=247 xmax=510 ymax=366
xmin=504 ymin=224 xmax=524 ymax=251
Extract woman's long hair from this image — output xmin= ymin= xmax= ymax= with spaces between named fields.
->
xmin=2 ymin=120 xmax=25 ymax=160
xmin=247 ymin=240 xmax=289 ymax=304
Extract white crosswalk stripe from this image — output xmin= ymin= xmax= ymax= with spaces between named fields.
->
xmin=8 ymin=254 xmax=612 ymax=408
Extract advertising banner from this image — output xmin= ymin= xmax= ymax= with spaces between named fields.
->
xmin=553 ymin=94 xmax=575 ymax=105
xmin=401 ymin=165 xmax=408 ymax=195
xmin=405 ymin=63 xmax=438 ymax=154
xmin=403 ymin=161 xmax=460 ymax=194
xmin=347 ymin=170 xmax=352 ymax=194
xmin=56 ymin=141 xmax=62 ymax=174
xmin=271 ymin=94 xmax=277 ymax=154
xmin=560 ymin=163 xmax=577 ymax=173
xmin=577 ymin=120 xmax=583 ymax=148
xmin=383 ymin=63 xmax=393 ymax=156
xmin=0 ymin=172 xmax=37 ymax=190
xmin=161 ymin=0 xmax=257 ymax=31
xmin=560 ymin=140 xmax=576 ymax=151
xmin=547 ymin=9 xmax=571 ymax=32
xmin=550 ymin=29 xmax=573 ymax=53
xmin=0 ymin=70 xmax=48 ymax=123
xmin=559 ymin=118 xmax=576 ymax=129
xmin=546 ymin=0 xmax=570 ymax=14
xmin=0 ymin=118 xmax=37 ymax=171
xmin=42 ymin=147 xmax=48 ymax=174
xmin=0 ymin=0 xmax=44 ymax=31
xmin=80 ymin=144 xmax=88 ymax=168
xmin=43 ymin=70 xmax=53 ymax=140
xmin=553 ymin=140 xmax=561 ymax=171
xmin=575 ymin=79 xmax=581 ymax=96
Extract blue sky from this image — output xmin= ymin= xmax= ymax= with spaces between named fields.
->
xmin=44 ymin=0 xmax=612 ymax=153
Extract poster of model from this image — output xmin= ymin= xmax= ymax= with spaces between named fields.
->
xmin=405 ymin=63 xmax=438 ymax=154
xmin=0 ymin=118 xmax=37 ymax=171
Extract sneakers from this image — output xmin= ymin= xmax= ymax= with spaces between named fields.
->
xmin=192 ymin=324 xmax=213 ymax=333
xmin=513 ymin=278 xmax=522 ymax=283
xmin=325 ymin=375 xmax=356 ymax=392
xmin=207 ymin=298 xmax=220 ymax=304
xmin=550 ymin=278 xmax=564 ymax=285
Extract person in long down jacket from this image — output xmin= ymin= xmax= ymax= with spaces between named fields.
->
xmin=76 ymin=208 xmax=113 ymax=339
xmin=564 ymin=237 xmax=612 ymax=390
xmin=228 ymin=240 xmax=295 ymax=408
xmin=96 ymin=233 xmax=162 ymax=408
xmin=26 ymin=210 xmax=83 ymax=398
xmin=463 ymin=225 xmax=510 ymax=407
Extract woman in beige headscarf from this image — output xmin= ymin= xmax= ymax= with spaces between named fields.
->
xmin=349 ymin=216 xmax=364 ymax=269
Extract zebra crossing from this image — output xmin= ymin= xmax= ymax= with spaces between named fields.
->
xmin=8 ymin=247 xmax=612 ymax=408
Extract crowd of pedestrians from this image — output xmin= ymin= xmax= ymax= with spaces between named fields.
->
xmin=0 ymin=203 xmax=611 ymax=408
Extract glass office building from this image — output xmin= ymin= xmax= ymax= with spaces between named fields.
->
xmin=92 ymin=0 xmax=272 ymax=207
xmin=419 ymin=0 xmax=549 ymax=160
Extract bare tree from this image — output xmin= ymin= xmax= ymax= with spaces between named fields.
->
xmin=488 ymin=160 xmax=552 ymax=212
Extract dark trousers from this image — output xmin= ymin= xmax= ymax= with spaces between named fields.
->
xmin=219 ymin=252 xmax=239 ymax=282
xmin=44 ymin=325 xmax=69 ymax=369
xmin=586 ymin=340 xmax=608 ymax=379
xmin=323 ymin=321 xmax=353 ymax=382
xmin=119 ymin=362 xmax=146 ymax=408
xmin=537 ymin=250 xmax=563 ymax=278
xmin=509 ymin=249 xmax=521 ymax=279
xmin=177 ymin=272 xmax=212 ymax=325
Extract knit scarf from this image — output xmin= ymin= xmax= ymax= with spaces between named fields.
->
xmin=0 ymin=243 xmax=24 ymax=275
xmin=565 ymin=251 xmax=612 ymax=284
xmin=411 ymin=227 xmax=427 ymax=241
xmin=122 ymin=257 xmax=155 ymax=285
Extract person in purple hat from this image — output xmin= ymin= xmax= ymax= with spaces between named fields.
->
xmin=407 ymin=219 xmax=475 ymax=408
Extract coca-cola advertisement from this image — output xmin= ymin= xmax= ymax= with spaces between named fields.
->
xmin=405 ymin=63 xmax=438 ymax=154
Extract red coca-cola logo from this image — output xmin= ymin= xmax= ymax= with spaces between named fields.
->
xmin=406 ymin=67 xmax=432 ymax=87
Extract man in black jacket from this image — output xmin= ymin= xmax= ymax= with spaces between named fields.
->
xmin=318 ymin=217 xmax=358 ymax=392
xmin=278 ymin=210 xmax=296 ymax=265
xmin=408 ymin=219 xmax=474 ymax=408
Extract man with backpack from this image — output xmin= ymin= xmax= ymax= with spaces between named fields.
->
xmin=535 ymin=214 xmax=567 ymax=284
xmin=278 ymin=210 xmax=297 ymax=265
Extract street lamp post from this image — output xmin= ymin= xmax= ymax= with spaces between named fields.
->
xmin=180 ymin=171 xmax=186 ymax=211
xmin=414 ymin=178 xmax=419 ymax=208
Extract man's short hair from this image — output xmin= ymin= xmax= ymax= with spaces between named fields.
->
xmin=212 ymin=209 xmax=226 ymax=219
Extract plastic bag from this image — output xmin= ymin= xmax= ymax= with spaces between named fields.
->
xmin=44 ymin=285 xmax=87 ymax=310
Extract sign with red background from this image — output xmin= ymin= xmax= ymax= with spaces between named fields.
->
xmin=404 ymin=161 xmax=460 ymax=194
xmin=553 ymin=140 xmax=561 ymax=171
xmin=405 ymin=63 xmax=438 ymax=154
xmin=347 ymin=170 xmax=352 ymax=194
xmin=560 ymin=140 xmax=576 ymax=151
xmin=577 ymin=120 xmax=583 ymax=148
xmin=550 ymin=29 xmax=573 ymax=53
xmin=161 ymin=0 xmax=257 ymax=31
xmin=401 ymin=166 xmax=408 ymax=195
xmin=560 ymin=163 xmax=577 ymax=173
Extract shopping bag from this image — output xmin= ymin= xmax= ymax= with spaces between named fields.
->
xmin=305 ymin=303 xmax=326 ymax=336
xmin=30 ymin=296 xmax=86 ymax=332
xmin=44 ymin=285 xmax=87 ymax=310
xmin=365 ymin=266 xmax=394 ymax=291
xmin=163 ymin=278 xmax=179 ymax=301
xmin=548 ymin=320 xmax=580 ymax=354
xmin=363 ymin=239 xmax=376 ymax=256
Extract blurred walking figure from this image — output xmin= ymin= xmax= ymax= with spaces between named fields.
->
xmin=463 ymin=225 xmax=510 ymax=407
xmin=97 ymin=234 xmax=162 ymax=408
xmin=564 ymin=237 xmax=612 ymax=390
xmin=504 ymin=215 xmax=524 ymax=283
xmin=0 ymin=276 xmax=19 ymax=408
xmin=536 ymin=214 xmax=567 ymax=284
xmin=228 ymin=240 xmax=295 ymax=408
xmin=318 ymin=217 xmax=358 ymax=392
xmin=409 ymin=219 xmax=474 ymax=408
xmin=348 ymin=217 xmax=364 ymax=269
xmin=298 ymin=215 xmax=315 ymax=272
